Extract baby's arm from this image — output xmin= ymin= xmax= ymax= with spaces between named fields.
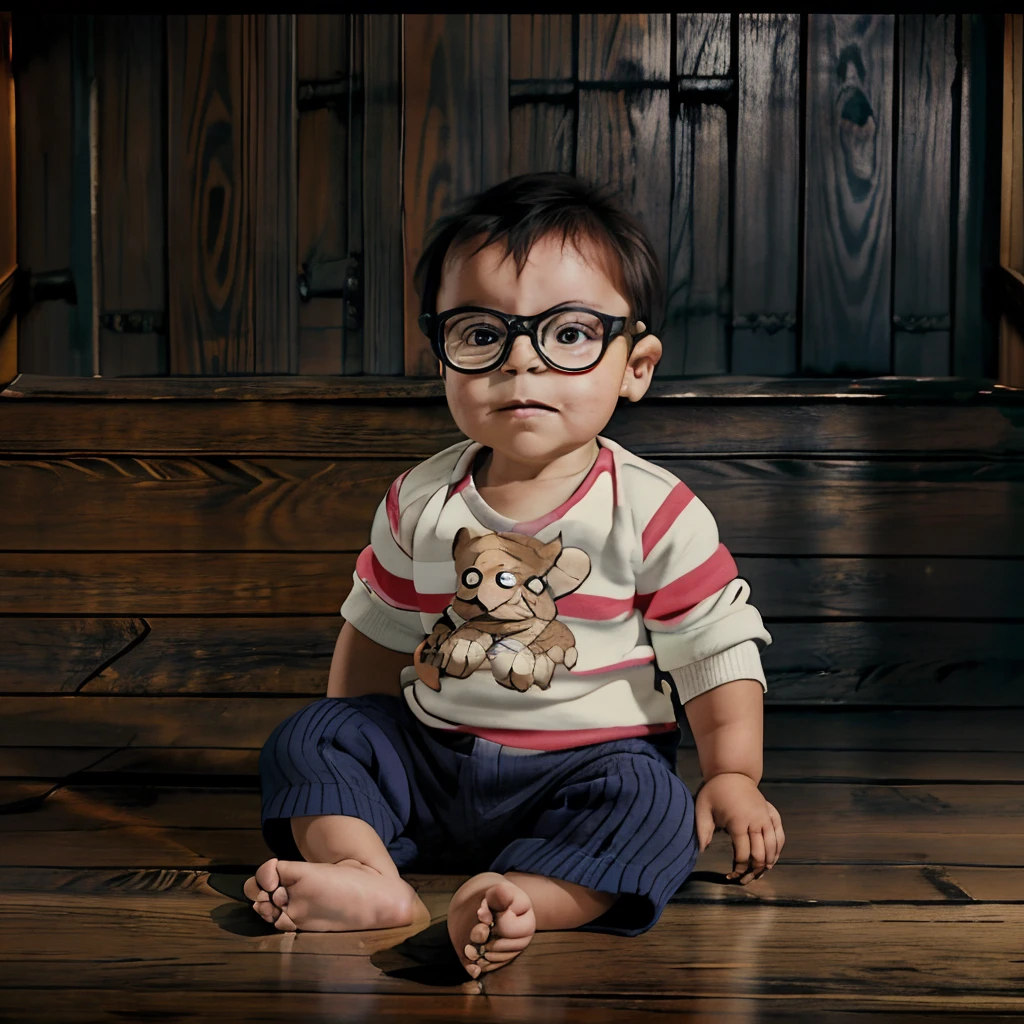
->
xmin=683 ymin=676 xmax=763 ymax=784
xmin=325 ymin=619 xmax=414 ymax=699
xmin=683 ymin=677 xmax=785 ymax=883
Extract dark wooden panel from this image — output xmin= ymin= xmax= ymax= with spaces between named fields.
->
xmin=578 ymin=15 xmax=670 ymax=83
xmin=79 ymin=617 xmax=338 ymax=695
xmin=402 ymin=15 xmax=509 ymax=377
xmin=664 ymin=103 xmax=729 ymax=375
xmin=509 ymin=15 xmax=574 ymax=80
xmin=732 ymin=14 xmax=800 ymax=375
xmin=0 ymin=13 xmax=15 ymax=387
xmin=3 ymin=456 xmax=1024 ymax=558
xmin=94 ymin=15 xmax=167 ymax=377
xmin=3 ymin=701 xmax=1022 ymax=752
xmin=676 ymin=13 xmax=731 ymax=78
xmin=0 ymin=748 xmax=117 ymax=778
xmin=576 ymin=88 xmax=670 ymax=316
xmin=13 ymin=14 xmax=74 ymax=376
xmin=166 ymin=15 xmax=296 ymax=374
xmin=295 ymin=14 xmax=354 ymax=376
xmin=892 ymin=15 xmax=956 ymax=376
xmin=955 ymin=15 xmax=1002 ymax=378
xmin=803 ymin=15 xmax=894 ymax=376
xmin=363 ymin=15 xmax=403 ymax=376
xmin=2 ymin=398 xmax=1023 ymax=456
xmin=510 ymin=103 xmax=576 ymax=177
xmin=0 ymin=618 xmax=145 ymax=694
xmin=3 ymin=617 xmax=1022 ymax=704
xmin=0 ymin=553 xmax=355 ymax=614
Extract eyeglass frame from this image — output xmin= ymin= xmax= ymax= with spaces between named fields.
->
xmin=417 ymin=304 xmax=649 ymax=375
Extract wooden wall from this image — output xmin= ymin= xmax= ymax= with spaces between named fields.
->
xmin=0 ymin=375 xmax=1022 ymax=778
xmin=9 ymin=14 xmax=1005 ymax=382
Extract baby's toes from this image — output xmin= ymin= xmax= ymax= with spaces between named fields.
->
xmin=253 ymin=898 xmax=281 ymax=924
xmin=273 ymin=909 xmax=298 ymax=932
xmin=468 ymin=920 xmax=492 ymax=946
xmin=242 ymin=875 xmax=261 ymax=901
xmin=269 ymin=884 xmax=289 ymax=908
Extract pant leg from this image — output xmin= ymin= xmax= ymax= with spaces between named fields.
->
xmin=258 ymin=694 xmax=437 ymax=871
xmin=487 ymin=737 xmax=699 ymax=937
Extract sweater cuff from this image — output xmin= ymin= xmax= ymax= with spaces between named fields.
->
xmin=667 ymin=640 xmax=767 ymax=705
xmin=339 ymin=582 xmax=425 ymax=654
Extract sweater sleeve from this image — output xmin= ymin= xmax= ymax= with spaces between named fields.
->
xmin=339 ymin=471 xmax=427 ymax=654
xmin=635 ymin=479 xmax=772 ymax=704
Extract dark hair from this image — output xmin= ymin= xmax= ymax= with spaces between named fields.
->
xmin=413 ymin=172 xmax=665 ymax=337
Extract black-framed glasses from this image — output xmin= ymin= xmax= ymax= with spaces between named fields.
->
xmin=418 ymin=304 xmax=643 ymax=374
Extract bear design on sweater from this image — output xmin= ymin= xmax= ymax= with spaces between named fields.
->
xmin=413 ymin=526 xmax=592 ymax=693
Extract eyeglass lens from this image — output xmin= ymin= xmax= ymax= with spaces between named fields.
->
xmin=443 ymin=310 xmax=608 ymax=370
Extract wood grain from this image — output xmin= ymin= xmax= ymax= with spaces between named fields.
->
xmin=2 ymin=456 xmax=1023 ymax=557
xmin=803 ymin=15 xmax=895 ymax=376
xmin=732 ymin=15 xmax=800 ymax=375
xmin=94 ymin=15 xmax=167 ymax=377
xmin=664 ymin=102 xmax=729 ymax=375
xmin=1 ymin=398 xmax=1022 ymax=457
xmin=578 ymin=15 xmax=671 ymax=83
xmin=166 ymin=15 xmax=297 ymax=374
xmin=12 ymin=14 xmax=74 ymax=376
xmin=509 ymin=15 xmax=574 ymax=80
xmin=955 ymin=15 xmax=1002 ymax=377
xmin=362 ymin=14 xmax=404 ymax=375
xmin=4 ymin=702 xmax=1023 ymax=753
xmin=676 ymin=13 xmax=732 ymax=78
xmin=0 ymin=618 xmax=146 ymax=694
xmin=576 ymin=88 xmax=671 ymax=304
xmin=402 ymin=15 xmax=509 ymax=377
xmin=510 ymin=103 xmax=576 ymax=177
xmin=892 ymin=15 xmax=956 ymax=376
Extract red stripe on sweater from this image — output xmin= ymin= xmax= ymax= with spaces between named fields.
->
xmin=635 ymin=544 xmax=737 ymax=624
xmin=641 ymin=480 xmax=695 ymax=560
xmin=385 ymin=470 xmax=412 ymax=555
xmin=355 ymin=546 xmax=420 ymax=611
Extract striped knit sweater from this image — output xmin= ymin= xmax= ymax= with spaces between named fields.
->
xmin=339 ymin=434 xmax=772 ymax=751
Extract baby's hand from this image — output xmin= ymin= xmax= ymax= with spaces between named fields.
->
xmin=694 ymin=772 xmax=785 ymax=884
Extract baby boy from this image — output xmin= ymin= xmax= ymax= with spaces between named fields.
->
xmin=244 ymin=172 xmax=785 ymax=978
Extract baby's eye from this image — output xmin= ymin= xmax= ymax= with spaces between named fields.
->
xmin=468 ymin=328 xmax=501 ymax=347
xmin=555 ymin=325 xmax=595 ymax=346
xmin=461 ymin=567 xmax=483 ymax=588
xmin=496 ymin=571 xmax=517 ymax=589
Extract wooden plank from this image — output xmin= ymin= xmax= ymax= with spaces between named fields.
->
xmin=1002 ymin=15 xmax=1023 ymax=274
xmin=664 ymin=102 xmax=729 ymax=375
xmin=578 ymin=15 xmax=671 ymax=83
xmin=576 ymin=88 xmax=671 ymax=324
xmin=955 ymin=15 xmax=1002 ymax=378
xmin=510 ymin=103 xmax=575 ymax=177
xmin=948 ymin=866 xmax=1024 ymax=901
xmin=803 ymin=15 xmax=895 ymax=376
xmin=78 ymin=617 xmax=338 ymax=695
xmin=1 ymin=371 xmax=1010 ymax=402
xmin=893 ymin=15 xmax=956 ymax=376
xmin=732 ymin=15 xmax=800 ymax=375
xmin=83 ymin=748 xmax=261 ymax=776
xmin=3 ymin=701 xmax=1023 ymax=753
xmin=296 ymin=15 xmax=355 ymax=376
xmin=166 ymin=15 xmax=297 ymax=374
xmin=510 ymin=15 xmax=574 ymax=81
xmin=676 ymin=13 xmax=732 ymax=78
xmin=3 ymin=456 xmax=1024 ymax=558
xmin=0 ymin=13 xmax=15 ymax=388
xmin=0 ymin=553 xmax=356 ymax=614
xmin=12 ymin=14 xmax=73 ymax=376
xmin=1 ymin=398 xmax=1023 ymax=458
xmin=0 ymin=748 xmax=117 ymax=778
xmin=402 ymin=15 xmax=509 ymax=378
xmin=4 ymin=616 xmax=1023 ymax=705
xmin=94 ymin=15 xmax=167 ymax=377
xmin=363 ymin=15 xmax=403 ymax=376
xmin=0 ymin=618 xmax=146 ymax=694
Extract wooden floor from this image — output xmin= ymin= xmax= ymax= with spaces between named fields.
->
xmin=2 ymin=709 xmax=1023 ymax=1023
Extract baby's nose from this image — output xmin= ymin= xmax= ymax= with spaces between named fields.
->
xmin=502 ymin=332 xmax=543 ymax=372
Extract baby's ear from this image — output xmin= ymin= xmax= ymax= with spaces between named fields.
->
xmin=452 ymin=524 xmax=483 ymax=557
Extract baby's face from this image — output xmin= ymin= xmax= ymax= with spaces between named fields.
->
xmin=435 ymin=232 xmax=661 ymax=470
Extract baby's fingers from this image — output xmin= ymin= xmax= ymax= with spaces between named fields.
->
xmin=739 ymin=829 xmax=767 ymax=884
xmin=726 ymin=828 xmax=751 ymax=881
xmin=766 ymin=801 xmax=786 ymax=864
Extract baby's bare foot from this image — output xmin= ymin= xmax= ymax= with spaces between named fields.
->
xmin=242 ymin=857 xmax=420 ymax=932
xmin=447 ymin=872 xmax=536 ymax=979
